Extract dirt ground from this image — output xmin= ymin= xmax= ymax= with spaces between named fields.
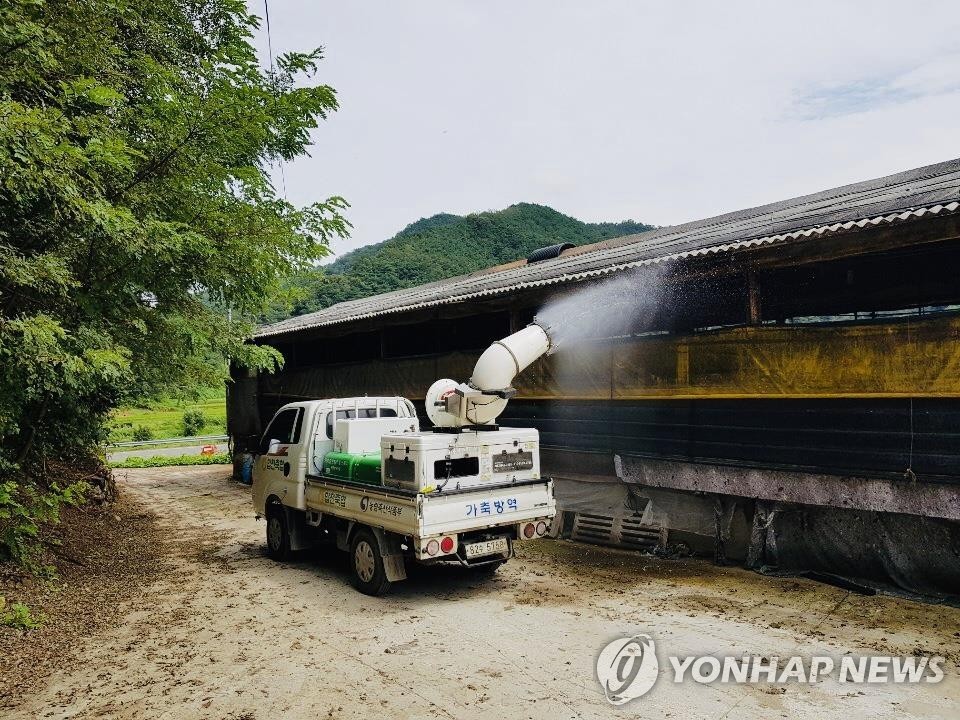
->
xmin=3 ymin=466 xmax=959 ymax=719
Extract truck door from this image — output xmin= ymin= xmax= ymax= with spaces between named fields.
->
xmin=253 ymin=407 xmax=305 ymax=510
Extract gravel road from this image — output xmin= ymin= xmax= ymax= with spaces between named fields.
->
xmin=11 ymin=466 xmax=959 ymax=719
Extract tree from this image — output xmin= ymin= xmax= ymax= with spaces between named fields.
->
xmin=0 ymin=0 xmax=349 ymax=566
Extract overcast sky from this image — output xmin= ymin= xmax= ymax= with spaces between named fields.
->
xmin=249 ymin=1 xmax=960 ymax=259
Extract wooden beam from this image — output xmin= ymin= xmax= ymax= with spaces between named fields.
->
xmin=746 ymin=264 xmax=761 ymax=324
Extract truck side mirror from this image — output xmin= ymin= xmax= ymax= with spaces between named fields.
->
xmin=267 ymin=439 xmax=281 ymax=455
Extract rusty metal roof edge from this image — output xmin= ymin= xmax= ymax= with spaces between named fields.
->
xmin=255 ymin=200 xmax=960 ymax=339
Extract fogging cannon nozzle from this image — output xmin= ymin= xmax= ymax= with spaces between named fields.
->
xmin=530 ymin=319 xmax=558 ymax=355
xmin=470 ymin=323 xmax=551 ymax=392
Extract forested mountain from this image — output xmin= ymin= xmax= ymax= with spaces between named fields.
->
xmin=265 ymin=203 xmax=653 ymax=321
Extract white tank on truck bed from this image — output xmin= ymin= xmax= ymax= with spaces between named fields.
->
xmin=380 ymin=427 xmax=540 ymax=492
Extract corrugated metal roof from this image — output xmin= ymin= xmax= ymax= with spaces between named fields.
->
xmin=257 ymin=158 xmax=960 ymax=338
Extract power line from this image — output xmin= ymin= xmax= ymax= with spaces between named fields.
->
xmin=263 ymin=0 xmax=287 ymax=199
xmin=263 ymin=0 xmax=275 ymax=72
xmin=278 ymin=161 xmax=288 ymax=199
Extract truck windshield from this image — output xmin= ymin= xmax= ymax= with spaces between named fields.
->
xmin=260 ymin=408 xmax=301 ymax=454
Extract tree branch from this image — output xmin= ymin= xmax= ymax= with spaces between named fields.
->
xmin=1 ymin=37 xmax=35 ymax=62
xmin=15 ymin=395 xmax=51 ymax=464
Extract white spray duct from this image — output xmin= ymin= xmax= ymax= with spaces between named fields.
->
xmin=470 ymin=323 xmax=551 ymax=391
xmin=426 ymin=323 xmax=552 ymax=428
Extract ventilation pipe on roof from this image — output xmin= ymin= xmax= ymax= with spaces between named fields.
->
xmin=526 ymin=242 xmax=574 ymax=264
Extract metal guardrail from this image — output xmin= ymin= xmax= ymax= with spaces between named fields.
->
xmin=107 ymin=434 xmax=228 ymax=449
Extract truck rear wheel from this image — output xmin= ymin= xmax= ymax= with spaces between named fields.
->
xmin=265 ymin=504 xmax=291 ymax=561
xmin=350 ymin=528 xmax=392 ymax=596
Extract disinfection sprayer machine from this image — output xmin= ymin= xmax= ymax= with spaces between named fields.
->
xmin=251 ymin=323 xmax=557 ymax=595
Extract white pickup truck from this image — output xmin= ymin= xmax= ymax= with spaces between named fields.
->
xmin=251 ymin=395 xmax=556 ymax=594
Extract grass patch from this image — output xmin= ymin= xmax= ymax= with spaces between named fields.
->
xmin=109 ymin=453 xmax=231 ymax=469
xmin=0 ymin=596 xmax=44 ymax=629
xmin=109 ymin=386 xmax=226 ymax=442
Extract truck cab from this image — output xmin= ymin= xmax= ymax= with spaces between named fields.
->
xmin=251 ymin=397 xmax=418 ymax=518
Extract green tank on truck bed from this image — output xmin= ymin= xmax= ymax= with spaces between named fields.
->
xmin=321 ymin=451 xmax=382 ymax=486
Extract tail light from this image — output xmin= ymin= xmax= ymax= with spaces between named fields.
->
xmin=536 ymin=520 xmax=548 ymax=536
xmin=423 ymin=536 xmax=456 ymax=557
xmin=523 ymin=522 xmax=536 ymax=538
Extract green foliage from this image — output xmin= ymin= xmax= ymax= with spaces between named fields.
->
xmin=130 ymin=425 xmax=154 ymax=442
xmin=181 ymin=409 xmax=207 ymax=437
xmin=0 ymin=0 xmax=348 ymax=567
xmin=264 ymin=203 xmax=653 ymax=321
xmin=0 ymin=595 xmax=44 ymax=629
xmin=110 ymin=453 xmax=230 ymax=469
xmin=0 ymin=478 xmax=86 ymax=571
xmin=109 ymin=386 xmax=225 ymax=442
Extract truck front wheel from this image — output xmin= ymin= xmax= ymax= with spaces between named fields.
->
xmin=265 ymin=504 xmax=291 ymax=561
xmin=350 ymin=529 xmax=392 ymax=596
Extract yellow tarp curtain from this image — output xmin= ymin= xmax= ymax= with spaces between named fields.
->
xmin=517 ymin=315 xmax=960 ymax=399
xmin=263 ymin=315 xmax=960 ymax=401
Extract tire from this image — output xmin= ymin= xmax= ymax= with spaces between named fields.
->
xmin=350 ymin=528 xmax=392 ymax=596
xmin=265 ymin=504 xmax=291 ymax=561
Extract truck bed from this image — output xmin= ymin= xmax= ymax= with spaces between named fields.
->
xmin=303 ymin=473 xmax=555 ymax=539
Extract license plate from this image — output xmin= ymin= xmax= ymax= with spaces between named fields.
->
xmin=464 ymin=537 xmax=509 ymax=559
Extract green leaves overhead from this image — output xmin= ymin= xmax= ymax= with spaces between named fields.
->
xmin=0 ymin=0 xmax=348 ymax=564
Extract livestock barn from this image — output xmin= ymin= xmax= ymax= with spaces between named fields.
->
xmin=229 ymin=159 xmax=960 ymax=599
